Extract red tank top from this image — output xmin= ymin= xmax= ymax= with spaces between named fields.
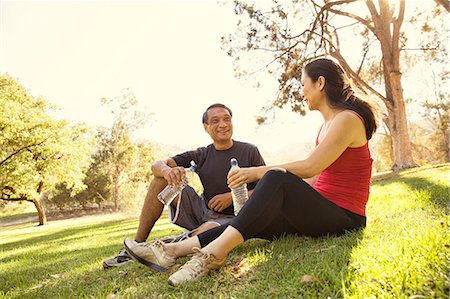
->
xmin=313 ymin=115 xmax=373 ymax=216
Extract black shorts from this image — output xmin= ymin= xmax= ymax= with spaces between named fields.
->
xmin=168 ymin=185 xmax=234 ymax=231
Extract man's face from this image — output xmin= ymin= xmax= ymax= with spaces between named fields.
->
xmin=203 ymin=107 xmax=233 ymax=143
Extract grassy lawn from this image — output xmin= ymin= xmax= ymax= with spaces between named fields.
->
xmin=0 ymin=164 xmax=448 ymax=298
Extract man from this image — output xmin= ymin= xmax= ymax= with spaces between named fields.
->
xmin=103 ymin=103 xmax=265 ymax=268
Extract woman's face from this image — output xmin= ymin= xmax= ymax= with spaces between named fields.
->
xmin=301 ymin=72 xmax=322 ymax=111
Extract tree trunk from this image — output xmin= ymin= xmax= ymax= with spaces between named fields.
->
xmin=384 ymin=72 xmax=418 ymax=171
xmin=366 ymin=0 xmax=417 ymax=171
xmin=439 ymin=125 xmax=450 ymax=162
xmin=33 ymin=198 xmax=47 ymax=226
xmin=113 ymin=168 xmax=121 ymax=211
xmin=34 ymin=181 xmax=47 ymax=225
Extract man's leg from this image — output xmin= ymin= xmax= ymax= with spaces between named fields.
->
xmin=191 ymin=222 xmax=220 ymax=236
xmin=103 ymin=176 xmax=168 ymax=269
xmin=134 ymin=176 xmax=167 ymax=242
xmin=192 ymin=200 xmax=235 ymax=236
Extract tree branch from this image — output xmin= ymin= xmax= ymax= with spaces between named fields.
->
xmin=0 ymin=196 xmax=33 ymax=202
xmin=434 ymin=0 xmax=450 ymax=12
xmin=0 ymin=139 xmax=48 ymax=167
xmin=365 ymin=0 xmax=381 ymax=39
xmin=330 ymin=50 xmax=387 ymax=103
xmin=392 ymin=0 xmax=405 ymax=69
xmin=1 ymin=186 xmax=33 ymax=202
xmin=326 ymin=7 xmax=376 ymax=33
xmin=357 ymin=46 xmax=370 ymax=76
xmin=335 ymin=20 xmax=361 ymax=30
xmin=401 ymin=47 xmax=440 ymax=51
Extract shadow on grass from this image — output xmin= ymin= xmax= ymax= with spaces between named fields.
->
xmin=0 ymin=219 xmax=136 ymax=249
xmin=1 ymin=222 xmax=365 ymax=298
xmin=371 ymin=164 xmax=449 ymax=212
xmin=0 ymin=212 xmax=38 ymax=227
xmin=220 ymin=230 xmax=365 ymax=298
xmin=147 ymin=230 xmax=364 ymax=298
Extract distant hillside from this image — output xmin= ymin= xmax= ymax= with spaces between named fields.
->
xmin=151 ymin=142 xmax=186 ymax=160
xmin=146 ymin=140 xmax=315 ymax=165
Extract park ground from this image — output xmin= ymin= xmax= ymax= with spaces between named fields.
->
xmin=0 ymin=164 xmax=449 ymax=298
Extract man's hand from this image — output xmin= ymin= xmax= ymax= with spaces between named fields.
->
xmin=208 ymin=193 xmax=232 ymax=212
xmin=162 ymin=167 xmax=186 ymax=186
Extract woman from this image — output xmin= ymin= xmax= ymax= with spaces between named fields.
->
xmin=124 ymin=58 xmax=378 ymax=285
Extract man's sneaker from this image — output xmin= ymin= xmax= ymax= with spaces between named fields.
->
xmin=102 ymin=249 xmax=133 ymax=269
xmin=168 ymin=247 xmax=225 ymax=285
xmin=123 ymin=238 xmax=176 ymax=272
xmin=160 ymin=230 xmax=192 ymax=243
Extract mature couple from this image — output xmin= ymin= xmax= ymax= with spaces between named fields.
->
xmin=104 ymin=58 xmax=377 ymax=286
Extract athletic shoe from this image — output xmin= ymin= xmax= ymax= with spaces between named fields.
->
xmin=123 ymin=238 xmax=176 ymax=272
xmin=160 ymin=230 xmax=191 ymax=243
xmin=168 ymin=247 xmax=225 ymax=285
xmin=102 ymin=249 xmax=132 ymax=269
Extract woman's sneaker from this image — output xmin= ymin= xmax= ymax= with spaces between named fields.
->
xmin=102 ymin=249 xmax=133 ymax=269
xmin=168 ymin=247 xmax=225 ymax=285
xmin=124 ymin=238 xmax=176 ymax=272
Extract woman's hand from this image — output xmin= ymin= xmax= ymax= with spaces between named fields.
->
xmin=227 ymin=167 xmax=260 ymax=189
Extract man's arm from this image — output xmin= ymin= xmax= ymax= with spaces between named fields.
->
xmin=151 ymin=158 xmax=186 ymax=186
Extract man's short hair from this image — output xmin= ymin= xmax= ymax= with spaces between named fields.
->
xmin=202 ymin=103 xmax=233 ymax=124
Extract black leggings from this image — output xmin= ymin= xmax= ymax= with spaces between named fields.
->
xmin=198 ymin=169 xmax=366 ymax=247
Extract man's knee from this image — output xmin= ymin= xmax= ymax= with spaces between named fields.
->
xmin=148 ymin=176 xmax=167 ymax=193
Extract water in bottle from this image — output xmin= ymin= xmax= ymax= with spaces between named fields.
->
xmin=158 ymin=160 xmax=197 ymax=206
xmin=229 ymin=158 xmax=248 ymax=215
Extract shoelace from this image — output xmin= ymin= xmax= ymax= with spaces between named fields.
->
xmin=140 ymin=240 xmax=164 ymax=249
xmin=180 ymin=248 xmax=212 ymax=277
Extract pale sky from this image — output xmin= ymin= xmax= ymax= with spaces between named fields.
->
xmin=2 ymin=1 xmax=442 ymax=162
xmin=0 ymin=0 xmax=322 ymax=160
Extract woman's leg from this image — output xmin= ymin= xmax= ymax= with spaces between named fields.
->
xmin=163 ymin=236 xmax=201 ymax=258
xmin=199 ymin=169 xmax=364 ymax=258
xmin=231 ymin=169 xmax=364 ymax=240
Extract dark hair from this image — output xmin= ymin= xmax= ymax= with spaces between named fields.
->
xmin=202 ymin=103 xmax=233 ymax=124
xmin=304 ymin=58 xmax=378 ymax=140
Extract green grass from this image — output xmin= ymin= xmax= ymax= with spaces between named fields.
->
xmin=0 ymin=164 xmax=448 ymax=298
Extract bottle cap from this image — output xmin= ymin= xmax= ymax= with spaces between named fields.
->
xmin=230 ymin=158 xmax=238 ymax=167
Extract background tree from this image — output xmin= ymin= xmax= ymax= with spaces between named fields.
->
xmin=48 ymin=136 xmax=154 ymax=213
xmin=0 ymin=75 xmax=92 ymax=225
xmin=47 ymin=89 xmax=154 ymax=214
xmin=421 ymin=71 xmax=449 ymax=163
xmin=224 ymin=0 xmax=448 ymax=170
xmin=99 ymin=89 xmax=153 ymax=211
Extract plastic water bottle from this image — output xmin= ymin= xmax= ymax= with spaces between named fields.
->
xmin=229 ymin=158 xmax=248 ymax=215
xmin=157 ymin=161 xmax=197 ymax=206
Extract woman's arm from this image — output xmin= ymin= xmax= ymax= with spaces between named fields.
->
xmin=304 ymin=175 xmax=318 ymax=186
xmin=228 ymin=111 xmax=365 ymax=188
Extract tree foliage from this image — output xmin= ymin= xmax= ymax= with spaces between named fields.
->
xmin=223 ymin=0 xmax=448 ymax=170
xmin=420 ymin=71 xmax=450 ymax=163
xmin=45 ymin=89 xmax=155 ymax=213
xmin=99 ymin=89 xmax=153 ymax=211
xmin=0 ymin=74 xmax=92 ymax=224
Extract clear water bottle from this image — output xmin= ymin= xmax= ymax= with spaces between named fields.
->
xmin=158 ymin=160 xmax=197 ymax=206
xmin=229 ymin=158 xmax=248 ymax=215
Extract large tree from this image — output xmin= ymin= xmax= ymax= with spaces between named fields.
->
xmin=0 ymin=75 xmax=92 ymax=225
xmin=225 ymin=0 xmax=447 ymax=170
